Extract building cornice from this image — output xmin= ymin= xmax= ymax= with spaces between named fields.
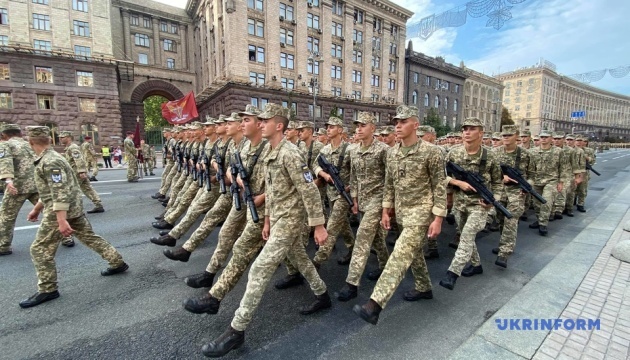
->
xmin=357 ymin=0 xmax=414 ymax=21
xmin=558 ymin=76 xmax=630 ymax=101
xmin=113 ymin=0 xmax=192 ymax=24
xmin=406 ymin=51 xmax=467 ymax=80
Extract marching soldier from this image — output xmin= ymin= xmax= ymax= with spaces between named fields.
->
xmin=152 ymin=128 xmax=176 ymax=200
xmin=141 ymin=140 xmax=154 ymax=176
xmin=124 ymin=131 xmax=139 ymax=182
xmin=81 ymin=135 xmax=99 ymax=181
xmin=316 ymin=128 xmax=329 ymax=145
xmin=564 ymin=134 xmax=585 ymax=216
xmin=551 ymin=132 xmax=582 ymax=220
xmin=575 ymin=135 xmax=595 ymax=212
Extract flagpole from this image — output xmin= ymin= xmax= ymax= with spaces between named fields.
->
xmin=135 ymin=116 xmax=144 ymax=180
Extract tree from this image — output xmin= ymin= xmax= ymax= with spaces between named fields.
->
xmin=500 ymin=106 xmax=514 ymax=127
xmin=423 ymin=108 xmax=451 ymax=137
xmin=143 ymin=95 xmax=169 ymax=130
xmin=330 ymin=105 xmax=340 ymax=118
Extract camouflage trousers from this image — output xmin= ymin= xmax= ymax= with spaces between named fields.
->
xmin=313 ymin=199 xmax=355 ymax=264
xmin=231 ymin=216 xmax=327 ymax=332
xmin=205 ymin=204 xmax=247 ymax=274
xmin=182 ymin=194 xmax=233 ymax=252
xmin=448 ymin=204 xmax=488 ymax=276
xmin=534 ymin=183 xmax=559 ymax=226
xmin=78 ymin=176 xmax=102 ymax=207
xmin=284 ymin=222 xmax=310 ymax=276
xmin=31 ymin=214 xmax=124 ymax=292
xmin=576 ymin=175 xmax=589 ymax=206
xmin=168 ymin=187 xmax=220 ymax=239
xmin=209 ymin=205 xmax=265 ymax=301
xmin=166 ymin=175 xmax=191 ymax=209
xmin=496 ymin=188 xmax=526 ymax=258
xmin=0 ymin=192 xmax=39 ymax=252
xmin=346 ymin=203 xmax=389 ymax=287
xmin=370 ymin=225 xmax=430 ymax=309
xmin=86 ymin=158 xmax=99 ymax=177
xmin=552 ymin=181 xmax=569 ymax=214
xmin=142 ymin=159 xmax=155 ymax=174
xmin=158 ymin=161 xmax=176 ymax=196
xmin=164 ymin=180 xmax=200 ymax=223
xmin=127 ymin=157 xmax=138 ymax=180
xmin=564 ymin=180 xmax=578 ymax=211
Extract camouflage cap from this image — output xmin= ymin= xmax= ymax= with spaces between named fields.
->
xmin=446 ymin=132 xmax=454 ymax=138
xmin=201 ymin=115 xmax=215 ymax=126
xmin=188 ymin=121 xmax=203 ymax=129
xmin=58 ymin=131 xmax=74 ymax=138
xmin=520 ymin=130 xmax=532 ymax=137
xmin=325 ymin=116 xmax=344 ymax=127
xmin=225 ymin=112 xmax=243 ymax=122
xmin=162 ymin=127 xmax=173 ymax=133
xmin=552 ymin=131 xmax=565 ymax=139
xmin=354 ymin=111 xmax=376 ymax=125
xmin=482 ymin=133 xmax=491 ymax=139
xmin=453 ymin=132 xmax=462 ymax=138
xmin=492 ymin=132 xmax=502 ymax=140
xmin=419 ymin=125 xmax=435 ymax=134
xmin=501 ymin=125 xmax=519 ymax=136
xmin=393 ymin=105 xmax=419 ymax=120
xmin=539 ymin=129 xmax=552 ymax=137
xmin=565 ymin=134 xmax=575 ymax=140
xmin=26 ymin=125 xmax=50 ymax=137
xmin=258 ymin=103 xmax=290 ymax=120
xmin=533 ymin=135 xmax=541 ymax=140
xmin=462 ymin=117 xmax=483 ymax=129
xmin=287 ymin=121 xmax=298 ymax=129
xmin=316 ymin=128 xmax=327 ymax=136
xmin=171 ymin=126 xmax=182 ymax=133
xmin=381 ymin=125 xmax=395 ymax=135
xmin=1 ymin=123 xmax=21 ymax=132
xmin=238 ymin=104 xmax=262 ymax=117
xmin=575 ymin=135 xmax=586 ymax=141
xmin=296 ymin=121 xmax=314 ymax=129
xmin=416 ymin=128 xmax=425 ymax=137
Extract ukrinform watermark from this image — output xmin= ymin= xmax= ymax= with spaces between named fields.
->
xmin=495 ymin=318 xmax=601 ymax=331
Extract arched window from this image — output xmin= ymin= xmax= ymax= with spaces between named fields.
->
xmin=434 ymin=95 xmax=439 ymax=108
xmin=424 ymin=93 xmax=429 ymax=107
xmin=444 ymin=97 xmax=448 ymax=110
xmin=454 ymin=99 xmax=458 ymax=112
xmin=43 ymin=122 xmax=59 ymax=146
xmin=411 ymin=90 xmax=418 ymax=105
xmin=81 ymin=124 xmax=99 ymax=145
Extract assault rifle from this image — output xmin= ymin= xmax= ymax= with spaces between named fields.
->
xmin=446 ymin=161 xmax=513 ymax=219
xmin=229 ymin=157 xmax=242 ymax=211
xmin=234 ymin=152 xmax=259 ymax=223
xmin=176 ymin=144 xmax=183 ymax=173
xmin=586 ymin=160 xmax=601 ymax=176
xmin=213 ymin=143 xmax=227 ymax=194
xmin=317 ymin=154 xmax=353 ymax=206
xmin=191 ymin=150 xmax=198 ymax=181
xmin=183 ymin=146 xmax=191 ymax=176
xmin=200 ymin=152 xmax=211 ymax=191
xmin=500 ymin=164 xmax=547 ymax=204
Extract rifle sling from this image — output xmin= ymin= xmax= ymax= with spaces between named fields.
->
xmin=307 ymin=141 xmax=314 ymax=168
xmin=246 ymin=140 xmax=268 ymax=175
xmin=337 ymin=142 xmax=349 ymax=170
xmin=478 ymin=147 xmax=488 ymax=175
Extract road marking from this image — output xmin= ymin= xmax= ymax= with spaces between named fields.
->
xmin=602 ymin=160 xmax=608 ymax=162
xmin=92 ymin=178 xmax=161 ymax=184
xmin=15 ymin=225 xmax=40 ymax=231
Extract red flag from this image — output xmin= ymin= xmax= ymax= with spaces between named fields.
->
xmin=161 ymin=92 xmax=199 ymax=124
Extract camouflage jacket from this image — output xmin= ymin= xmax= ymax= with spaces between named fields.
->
xmin=81 ymin=141 xmax=96 ymax=160
xmin=530 ymin=146 xmax=570 ymax=186
xmin=313 ymin=140 xmax=352 ymax=202
xmin=446 ymin=145 xmax=504 ymax=210
xmin=298 ymin=140 xmax=325 ymax=173
xmin=63 ymin=142 xmax=88 ymax=174
xmin=141 ymin=144 xmax=151 ymax=159
xmin=264 ymin=138 xmax=324 ymax=227
xmin=123 ymin=138 xmax=136 ymax=158
xmin=493 ymin=146 xmax=535 ymax=196
xmin=570 ymin=146 xmax=587 ymax=175
xmin=384 ymin=140 xmax=448 ymax=226
xmin=582 ymin=147 xmax=596 ymax=165
xmin=0 ymin=137 xmax=38 ymax=194
xmin=349 ymin=139 xmax=388 ymax=210
xmin=34 ymin=148 xmax=84 ymax=219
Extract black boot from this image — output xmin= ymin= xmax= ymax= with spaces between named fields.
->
xmin=86 ymin=206 xmax=105 ymax=214
xmin=337 ymin=248 xmax=353 ymax=265
xmin=424 ymin=249 xmax=439 ymax=259
xmin=554 ymin=212 xmax=563 ymax=220
xmin=495 ymin=256 xmax=508 ymax=268
xmin=300 ymin=291 xmax=332 ymax=315
xmin=403 ymin=289 xmax=433 ymax=301
xmin=150 ymin=234 xmax=176 ymax=247
xmin=152 ymin=220 xmax=174 ymax=230
xmin=565 ymin=209 xmax=574 ymax=217
xmin=519 ymin=214 xmax=528 ymax=221
xmin=201 ymin=326 xmax=244 ymax=358
xmin=151 ymin=192 xmax=165 ymax=200
xmin=101 ymin=262 xmax=129 ymax=276
xmin=577 ymin=205 xmax=586 ymax=213
xmin=19 ymin=291 xmax=60 ymax=308
xmin=335 ymin=284 xmax=357 ymax=302
xmin=366 ymin=268 xmax=383 ymax=281
xmin=439 ymin=271 xmax=459 ymax=290
xmin=461 ymin=264 xmax=483 ymax=277
xmin=487 ymin=220 xmax=500 ymax=232
xmin=163 ymin=248 xmax=190 ymax=262
xmin=183 ymin=294 xmax=220 ymax=314
xmin=529 ymin=221 xmax=540 ymax=229
xmin=448 ymin=234 xmax=460 ymax=249
xmin=90 ymin=176 xmax=98 ymax=181
xmin=274 ymin=274 xmax=304 ymax=290
xmin=491 ymin=247 xmax=499 ymax=255
xmin=445 ymin=213 xmax=456 ymax=225
xmin=150 ymin=172 xmax=155 ymax=176
xmin=159 ymin=230 xmax=170 ymax=236
xmin=154 ymin=212 xmax=166 ymax=220
xmin=548 ymin=215 xmax=555 ymax=222
xmin=539 ymin=225 xmax=548 ymax=236
xmin=353 ymin=299 xmax=381 ymax=325
xmin=184 ymin=271 xmax=215 ymax=288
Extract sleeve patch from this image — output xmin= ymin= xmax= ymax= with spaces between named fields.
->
xmin=72 ymin=151 xmax=81 ymax=159
xmin=51 ymin=169 xmax=63 ymax=183
xmin=0 ymin=150 xmax=4 ymax=158
xmin=302 ymin=164 xmax=313 ymax=183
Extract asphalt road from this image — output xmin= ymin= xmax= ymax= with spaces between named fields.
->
xmin=1 ymin=149 xmax=629 ymax=360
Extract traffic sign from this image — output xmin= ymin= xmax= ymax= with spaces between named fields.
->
xmin=571 ymin=111 xmax=586 ymax=118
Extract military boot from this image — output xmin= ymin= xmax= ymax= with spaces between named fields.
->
xmin=529 ymin=221 xmax=540 ymax=229
xmin=565 ymin=209 xmax=574 ymax=217
xmin=424 ymin=249 xmax=439 ymax=259
xmin=151 ymin=192 xmax=166 ymax=200
xmin=19 ymin=291 xmax=60 ymax=308
xmin=366 ymin=268 xmax=383 ymax=281
xmin=492 ymin=247 xmax=499 ymax=255
xmin=300 ymin=291 xmax=332 ymax=315
xmin=554 ymin=212 xmax=563 ymax=220
xmin=0 ymin=249 xmax=12 ymax=256
xmin=150 ymin=172 xmax=155 ymax=176
xmin=519 ymin=214 xmax=528 ymax=221
xmin=201 ymin=326 xmax=244 ymax=358
xmin=439 ymin=271 xmax=459 ymax=290
xmin=445 ymin=212 xmax=456 ymax=225
xmin=86 ymin=205 xmax=105 ymax=214
xmin=184 ymin=271 xmax=215 ymax=288
xmin=335 ymin=283 xmax=357 ymax=302
xmin=150 ymin=234 xmax=176 ymax=247
xmin=448 ymin=233 xmax=461 ymax=249
xmin=461 ymin=264 xmax=483 ymax=277
xmin=163 ymin=248 xmax=190 ymax=262
xmin=495 ymin=256 xmax=508 ymax=268
xmin=159 ymin=230 xmax=170 ymax=236
xmin=577 ymin=205 xmax=586 ymax=212
xmin=403 ymin=289 xmax=433 ymax=302
xmin=183 ymin=294 xmax=220 ymax=314
xmin=101 ymin=262 xmax=129 ymax=276
xmin=152 ymin=220 xmax=174 ymax=230
xmin=337 ymin=248 xmax=353 ymax=265
xmin=61 ymin=238 xmax=75 ymax=247
xmin=353 ymin=299 xmax=381 ymax=325
xmin=275 ymin=274 xmax=304 ymax=289
xmin=539 ymin=226 xmax=548 ymax=236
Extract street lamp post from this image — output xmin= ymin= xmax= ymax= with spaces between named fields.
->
xmin=308 ymin=52 xmax=322 ymax=123
xmin=491 ymin=97 xmax=501 ymax=132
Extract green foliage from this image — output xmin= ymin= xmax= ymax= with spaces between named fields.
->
xmin=330 ymin=105 xmax=340 ymax=118
xmin=501 ymin=107 xmax=514 ymax=127
xmin=144 ymin=95 xmax=169 ymax=130
xmin=423 ymin=108 xmax=451 ymax=137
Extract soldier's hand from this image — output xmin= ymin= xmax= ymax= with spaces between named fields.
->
xmin=6 ymin=183 xmax=17 ymax=195
xmin=79 ymin=173 xmax=87 ymax=180
xmin=319 ymin=172 xmax=333 ymax=184
xmin=503 ymin=175 xmax=518 ymax=184
xmin=262 ymin=217 xmax=270 ymax=241
xmin=428 ymin=217 xmax=443 ymax=239
xmin=478 ymin=200 xmax=493 ymax=210
xmin=236 ymin=177 xmax=244 ymax=189
xmin=58 ymin=220 xmax=74 ymax=237
xmin=456 ymin=180 xmax=476 ymax=192
xmin=253 ymin=194 xmax=265 ymax=208
xmin=557 ymin=183 xmax=564 ymax=193
xmin=314 ymin=225 xmax=328 ymax=246
xmin=381 ymin=209 xmax=391 ymax=230
xmin=314 ymin=178 xmax=324 ymax=187
xmin=27 ymin=209 xmax=40 ymax=222
xmin=351 ymin=200 xmax=358 ymax=215
xmin=575 ymin=175 xmax=583 ymax=185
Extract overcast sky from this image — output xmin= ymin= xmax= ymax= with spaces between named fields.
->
xmin=154 ymin=0 xmax=629 ymax=95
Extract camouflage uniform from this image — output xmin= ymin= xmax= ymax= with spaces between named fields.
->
xmin=370 ymin=106 xmax=447 ymax=308
xmin=346 ymin=112 xmax=390 ymax=287
xmin=61 ymin=134 xmax=103 ymax=209
xmin=0 ymin=126 xmax=39 ymax=253
xmin=27 ymin=126 xmax=124 ymax=293
xmin=312 ymin=117 xmax=355 ymax=265
xmin=577 ymin=140 xmax=595 ymax=207
xmin=165 ymin=138 xmax=195 ymax=208
xmin=158 ymin=132 xmax=178 ymax=196
xmin=124 ymin=136 xmax=138 ymax=180
xmin=141 ymin=142 xmax=152 ymax=175
xmin=564 ymin=137 xmax=586 ymax=212
xmin=446 ymin=120 xmax=503 ymax=276
xmin=552 ymin=134 xmax=582 ymax=214
xmin=81 ymin=140 xmax=98 ymax=177
xmin=231 ymin=133 xmax=326 ymax=332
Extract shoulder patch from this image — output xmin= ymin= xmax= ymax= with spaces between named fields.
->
xmin=72 ymin=151 xmax=81 ymax=159
xmin=51 ymin=168 xmax=63 ymax=183
xmin=302 ymin=164 xmax=313 ymax=183
xmin=0 ymin=150 xmax=4 ymax=158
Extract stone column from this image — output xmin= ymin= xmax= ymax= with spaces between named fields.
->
xmin=179 ymin=24 xmax=188 ymax=69
xmin=152 ymin=17 xmax=162 ymax=66
xmin=121 ymin=9 xmax=132 ymax=60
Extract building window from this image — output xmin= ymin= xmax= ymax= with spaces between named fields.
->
xmin=504 ymin=90 xmax=510 ymax=96
xmin=307 ymin=13 xmax=319 ymax=29
xmin=73 ymin=0 xmax=88 ymax=12
xmin=444 ymin=98 xmax=448 ymax=110
xmin=33 ymin=0 xmax=49 ymax=4
xmin=372 ymin=37 xmax=381 ymax=50
xmin=370 ymin=74 xmax=380 ymax=87
xmin=251 ymin=97 xmax=258 ymax=107
xmin=167 ymin=58 xmax=175 ymax=69
xmin=331 ymin=44 xmax=342 ymax=58
xmin=434 ymin=95 xmax=439 ymax=108
xmin=517 ymin=80 xmax=522 ymax=87
xmin=76 ymin=71 xmax=93 ymax=87
xmin=249 ymin=71 xmax=265 ymax=85
xmin=138 ymin=53 xmax=148 ymax=64
xmin=0 ymin=35 xmax=7 ymax=46
xmin=281 ymin=77 xmax=294 ymax=89
xmin=131 ymin=15 xmax=139 ymax=26
xmin=352 ymin=90 xmax=361 ymax=99
xmin=0 ymin=92 xmax=12 ymax=108
xmin=352 ymin=50 xmax=362 ymax=64
xmin=282 ymin=101 xmax=297 ymax=114
xmin=331 ymin=86 xmax=341 ymax=97
xmin=389 ymin=42 xmax=397 ymax=55
xmin=35 ymin=66 xmax=53 ymax=83
xmin=33 ymin=39 xmax=51 ymax=54
xmin=135 ymin=33 xmax=149 ymax=47
xmin=331 ymin=22 xmax=342 ymax=37
xmin=279 ymin=3 xmax=294 ymax=20
xmin=424 ymin=93 xmax=429 ymax=107
xmin=455 ymin=84 xmax=459 ymax=93
xmin=515 ymin=89 xmax=521 ymax=95
xmin=81 ymin=124 xmax=99 ymax=144
xmin=331 ymin=0 xmax=343 ymax=15
xmin=44 ymin=122 xmax=59 ymax=145
xmin=143 ymin=17 xmax=151 ymax=28
xmin=515 ymin=97 xmax=521 ymax=103
xmin=0 ymin=64 xmax=8 ymax=80
xmin=307 ymin=37 xmax=319 ymax=53
xmin=248 ymin=0 xmax=264 ymax=11
xmin=0 ymin=9 xmax=7 ymax=25
xmin=171 ymin=24 xmax=178 ymax=34
xmin=74 ymin=45 xmax=91 ymax=59
xmin=160 ymin=21 xmax=168 ymax=32
xmin=389 ymin=60 xmax=397 ymax=73
xmin=33 ymin=13 xmax=50 ymax=30
xmin=37 ymin=94 xmax=54 ymax=109
xmin=308 ymin=104 xmax=322 ymax=118
xmin=371 ymin=94 xmax=379 ymax=102
xmin=412 ymin=91 xmax=418 ymax=105
xmin=163 ymin=39 xmax=176 ymax=52
xmin=280 ymin=53 xmax=294 ymax=69
xmin=280 ymin=28 xmax=293 ymax=45
xmin=354 ymin=9 xmax=364 ymax=23
xmin=352 ymin=70 xmax=362 ymax=84
xmin=372 ymin=56 xmax=380 ymax=69
xmin=248 ymin=45 xmax=265 ymax=63
xmin=73 ymin=20 xmax=90 ymax=37
xmin=515 ymin=105 xmax=520 ymax=111
xmin=352 ymin=30 xmax=363 ymax=43
xmin=389 ymin=79 xmax=396 ymax=90
xmin=454 ymin=99 xmax=458 ymax=112
xmin=413 ymin=72 xmax=419 ymax=84
xmin=307 ymin=60 xmax=319 ymax=75
xmin=331 ymin=65 xmax=342 ymax=80
xmin=79 ymin=98 xmax=96 ymax=112
xmin=374 ymin=17 xmax=382 ymax=31
xmin=249 ymin=19 xmax=264 ymax=37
